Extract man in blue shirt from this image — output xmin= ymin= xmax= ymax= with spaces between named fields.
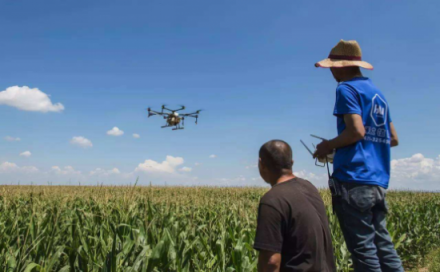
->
xmin=313 ymin=40 xmax=403 ymax=272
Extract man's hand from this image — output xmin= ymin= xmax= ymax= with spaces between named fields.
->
xmin=313 ymin=140 xmax=333 ymax=159
xmin=316 ymin=114 xmax=365 ymax=154
xmin=390 ymin=122 xmax=399 ymax=147
xmin=258 ymin=250 xmax=281 ymax=272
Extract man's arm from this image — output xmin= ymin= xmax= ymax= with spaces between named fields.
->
xmin=328 ymin=114 xmax=365 ymax=150
xmin=258 ymin=250 xmax=281 ymax=272
xmin=390 ymin=122 xmax=399 ymax=147
xmin=254 ymin=203 xmax=283 ymax=271
xmin=314 ymin=114 xmax=365 ymax=158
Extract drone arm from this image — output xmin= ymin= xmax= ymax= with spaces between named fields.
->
xmin=149 ymin=110 xmax=166 ymax=115
xmin=148 ymin=109 xmax=169 ymax=118
xmin=180 ymin=114 xmax=196 ymax=118
xmin=162 ymin=106 xmax=172 ymax=112
xmin=174 ymin=106 xmax=186 ymax=112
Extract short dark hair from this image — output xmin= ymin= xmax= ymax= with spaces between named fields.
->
xmin=259 ymin=140 xmax=293 ymax=173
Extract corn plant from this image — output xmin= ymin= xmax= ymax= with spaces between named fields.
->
xmin=0 ymin=186 xmax=438 ymax=271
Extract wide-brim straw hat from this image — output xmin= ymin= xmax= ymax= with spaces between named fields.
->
xmin=315 ymin=40 xmax=373 ymax=70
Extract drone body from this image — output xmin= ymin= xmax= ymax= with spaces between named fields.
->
xmin=147 ymin=105 xmax=201 ymax=130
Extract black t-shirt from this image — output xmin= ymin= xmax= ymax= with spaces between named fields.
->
xmin=254 ymin=177 xmax=336 ymax=272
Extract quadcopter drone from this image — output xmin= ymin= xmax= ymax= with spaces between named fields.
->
xmin=147 ymin=105 xmax=201 ymax=130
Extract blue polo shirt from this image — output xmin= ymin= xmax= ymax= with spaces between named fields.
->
xmin=333 ymin=77 xmax=392 ymax=189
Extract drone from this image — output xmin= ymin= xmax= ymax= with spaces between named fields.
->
xmin=147 ymin=105 xmax=202 ymax=130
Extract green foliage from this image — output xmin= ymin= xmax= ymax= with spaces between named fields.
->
xmin=427 ymin=248 xmax=440 ymax=272
xmin=0 ymin=186 xmax=439 ymax=271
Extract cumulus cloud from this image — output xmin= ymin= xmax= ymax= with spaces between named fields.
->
xmin=0 ymin=86 xmax=64 ymax=112
xmin=5 ymin=136 xmax=21 ymax=142
xmin=51 ymin=166 xmax=81 ymax=175
xmin=179 ymin=167 xmax=192 ymax=172
xmin=20 ymin=166 xmax=39 ymax=173
xmin=0 ymin=162 xmax=19 ymax=173
xmin=212 ymin=170 xmax=327 ymax=187
xmin=136 ymin=156 xmax=184 ymax=173
xmin=291 ymin=153 xmax=440 ymax=190
xmin=215 ymin=175 xmax=249 ymax=186
xmin=90 ymin=168 xmax=121 ymax=176
xmin=107 ymin=127 xmax=124 ymax=136
xmin=70 ymin=136 xmax=93 ymax=148
xmin=209 ymin=154 xmax=217 ymax=159
xmin=0 ymin=162 xmax=38 ymax=173
xmin=390 ymin=153 xmax=440 ymax=190
xmin=20 ymin=151 xmax=32 ymax=158
xmin=133 ymin=133 xmax=140 ymax=139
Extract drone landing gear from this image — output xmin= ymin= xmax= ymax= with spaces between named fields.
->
xmin=172 ymin=127 xmax=184 ymax=131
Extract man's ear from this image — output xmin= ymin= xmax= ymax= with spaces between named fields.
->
xmin=291 ymin=159 xmax=294 ymax=168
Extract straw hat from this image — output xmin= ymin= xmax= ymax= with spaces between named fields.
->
xmin=315 ymin=40 xmax=373 ymax=70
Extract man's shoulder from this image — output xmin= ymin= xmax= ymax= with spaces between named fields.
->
xmin=260 ymin=178 xmax=317 ymax=206
xmin=340 ymin=78 xmax=379 ymax=93
xmin=260 ymin=187 xmax=281 ymax=206
xmin=337 ymin=81 xmax=359 ymax=92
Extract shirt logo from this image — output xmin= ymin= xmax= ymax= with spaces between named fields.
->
xmin=370 ymin=94 xmax=388 ymax=127
xmin=374 ymin=104 xmax=385 ymax=116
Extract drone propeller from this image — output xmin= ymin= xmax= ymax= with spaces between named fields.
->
xmin=147 ymin=107 xmax=152 ymax=117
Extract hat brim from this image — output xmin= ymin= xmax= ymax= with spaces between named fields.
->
xmin=315 ymin=58 xmax=373 ymax=70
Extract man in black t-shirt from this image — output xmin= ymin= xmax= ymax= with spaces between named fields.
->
xmin=254 ymin=140 xmax=336 ymax=272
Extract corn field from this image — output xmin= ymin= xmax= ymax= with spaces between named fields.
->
xmin=0 ymin=185 xmax=439 ymax=271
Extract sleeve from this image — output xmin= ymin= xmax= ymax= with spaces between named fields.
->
xmin=333 ymin=84 xmax=362 ymax=117
xmin=253 ymin=203 xmax=283 ymax=253
xmin=387 ymin=106 xmax=392 ymax=123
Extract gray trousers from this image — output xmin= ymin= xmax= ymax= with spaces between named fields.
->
xmin=332 ymin=181 xmax=404 ymax=272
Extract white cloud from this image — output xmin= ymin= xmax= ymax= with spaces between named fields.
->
xmin=0 ymin=162 xmax=19 ymax=173
xmin=390 ymin=153 xmax=440 ymax=190
xmin=209 ymin=154 xmax=217 ymax=159
xmin=291 ymin=153 xmax=440 ymax=190
xmin=136 ymin=155 xmax=184 ymax=173
xmin=20 ymin=151 xmax=32 ymax=158
xmin=0 ymin=162 xmax=38 ymax=173
xmin=0 ymin=86 xmax=64 ymax=112
xmin=179 ymin=167 xmax=192 ymax=172
xmin=107 ymin=127 xmax=124 ymax=136
xmin=90 ymin=168 xmax=121 ymax=176
xmin=217 ymin=176 xmax=246 ymax=182
xmin=111 ymin=168 xmax=121 ymax=174
xmin=21 ymin=166 xmax=39 ymax=173
xmin=215 ymin=175 xmax=248 ymax=186
xmin=133 ymin=133 xmax=140 ymax=139
xmin=70 ymin=136 xmax=93 ymax=148
xmin=51 ymin=165 xmax=81 ymax=175
xmin=5 ymin=136 xmax=21 ymax=142
xmin=245 ymin=164 xmax=257 ymax=169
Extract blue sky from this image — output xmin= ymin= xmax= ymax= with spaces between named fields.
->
xmin=1 ymin=0 xmax=439 ymax=189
